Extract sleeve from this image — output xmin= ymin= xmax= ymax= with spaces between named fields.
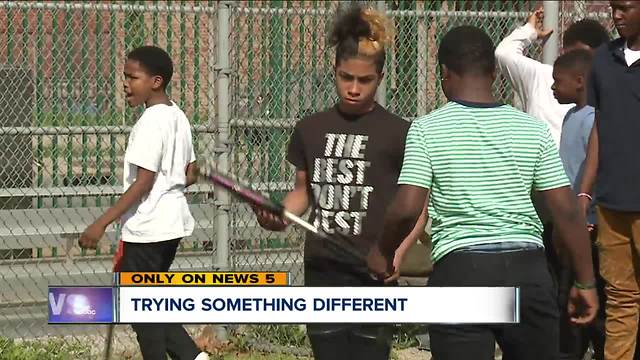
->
xmin=587 ymin=59 xmax=600 ymax=110
xmin=396 ymin=122 xmax=411 ymax=173
xmin=189 ymin=146 xmax=196 ymax=163
xmin=286 ymin=121 xmax=306 ymax=170
xmin=125 ymin=115 xmax=164 ymax=172
xmin=397 ymin=121 xmax=432 ymax=189
xmin=533 ymin=125 xmax=571 ymax=191
xmin=495 ymin=24 xmax=550 ymax=107
xmin=188 ymin=127 xmax=196 ymax=164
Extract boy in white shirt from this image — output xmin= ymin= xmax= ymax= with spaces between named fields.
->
xmin=495 ymin=7 xmax=610 ymax=145
xmin=79 ymin=46 xmax=208 ymax=360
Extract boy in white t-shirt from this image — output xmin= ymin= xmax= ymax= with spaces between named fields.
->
xmin=79 ymin=46 xmax=208 ymax=360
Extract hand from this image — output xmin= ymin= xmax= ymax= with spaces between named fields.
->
xmin=252 ymin=205 xmax=289 ymax=231
xmin=527 ymin=6 xmax=554 ymax=42
xmin=568 ymin=285 xmax=599 ymax=325
xmin=383 ymin=249 xmax=406 ymax=284
xmin=367 ymin=245 xmax=394 ymax=281
xmin=79 ymin=222 xmax=106 ymax=249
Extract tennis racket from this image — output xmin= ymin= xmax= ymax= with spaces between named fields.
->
xmin=197 ymin=159 xmax=368 ymax=265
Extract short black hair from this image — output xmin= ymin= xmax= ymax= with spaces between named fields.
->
xmin=438 ymin=26 xmax=495 ymax=76
xmin=126 ymin=45 xmax=173 ymax=89
xmin=554 ymin=49 xmax=593 ymax=77
xmin=563 ymin=19 xmax=610 ymax=49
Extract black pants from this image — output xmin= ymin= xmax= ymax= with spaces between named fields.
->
xmin=427 ymin=248 xmax=559 ymax=360
xmin=119 ymin=239 xmax=200 ymax=360
xmin=553 ymin=229 xmax=606 ymax=360
xmin=546 ymin=226 xmax=640 ymax=360
xmin=304 ymin=259 xmax=393 ymax=360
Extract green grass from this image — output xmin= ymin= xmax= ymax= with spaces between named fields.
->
xmin=0 ymin=323 xmax=424 ymax=360
xmin=0 ymin=337 xmax=92 ymax=360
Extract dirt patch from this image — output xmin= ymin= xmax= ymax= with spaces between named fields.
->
xmin=395 ymin=348 xmax=431 ymax=360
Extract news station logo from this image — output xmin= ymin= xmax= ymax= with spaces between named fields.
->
xmin=48 ymin=287 xmax=114 ymax=323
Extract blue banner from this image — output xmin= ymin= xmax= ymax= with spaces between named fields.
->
xmin=48 ymin=286 xmax=115 ymax=324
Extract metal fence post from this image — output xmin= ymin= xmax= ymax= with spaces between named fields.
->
xmin=215 ymin=1 xmax=231 ymax=271
xmin=212 ymin=0 xmax=233 ymax=343
xmin=542 ymin=1 xmax=559 ymax=65
xmin=375 ymin=0 xmax=387 ymax=107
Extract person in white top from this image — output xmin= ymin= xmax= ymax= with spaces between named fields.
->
xmin=120 ymin=101 xmax=196 ymax=243
xmin=495 ymin=6 xmax=610 ymax=146
xmin=496 ymin=9 xmax=609 ymax=224
xmin=79 ymin=46 xmax=209 ymax=360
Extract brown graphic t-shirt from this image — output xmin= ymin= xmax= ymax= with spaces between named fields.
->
xmin=287 ymin=103 xmax=410 ymax=265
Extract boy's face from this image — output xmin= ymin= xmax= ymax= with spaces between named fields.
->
xmin=334 ymin=57 xmax=381 ymax=114
xmin=551 ymin=67 xmax=581 ymax=104
xmin=123 ymin=59 xmax=162 ymax=107
xmin=611 ymin=1 xmax=640 ymax=40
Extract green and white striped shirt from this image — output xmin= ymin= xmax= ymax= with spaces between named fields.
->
xmin=399 ymin=101 xmax=570 ymax=263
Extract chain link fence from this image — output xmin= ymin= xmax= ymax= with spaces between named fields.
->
xmin=0 ymin=1 xmax=618 ymax=358
xmin=0 ymin=1 xmax=220 ymax=356
xmin=560 ymin=1 xmax=615 ymax=38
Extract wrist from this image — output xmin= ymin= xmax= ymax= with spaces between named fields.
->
xmin=573 ymin=279 xmax=597 ymax=290
xmin=577 ymin=193 xmax=593 ymax=201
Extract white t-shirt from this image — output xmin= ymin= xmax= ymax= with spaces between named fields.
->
xmin=624 ymin=42 xmax=640 ymax=66
xmin=121 ymin=101 xmax=196 ymax=243
xmin=495 ymin=23 xmax=573 ymax=146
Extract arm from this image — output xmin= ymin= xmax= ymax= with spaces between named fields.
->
xmin=533 ymin=124 xmax=598 ymax=324
xmin=368 ymin=185 xmax=430 ymax=277
xmin=578 ymin=112 xmax=599 ymax=215
xmin=79 ymin=167 xmax=156 ymax=249
xmin=281 ymin=170 xmax=310 ymax=216
xmin=393 ymin=201 xmax=428 ymax=264
xmin=254 ymin=169 xmax=310 ymax=231
xmin=378 ymin=185 xmax=429 ymax=259
xmin=385 ymin=200 xmax=429 ymax=283
xmin=368 ymin=119 xmax=432 ymax=276
xmin=185 ymin=161 xmax=198 ymax=187
xmin=540 ymin=187 xmax=594 ymax=285
xmin=495 ymin=10 xmax=552 ymax=106
xmin=540 ymin=186 xmax=598 ymax=325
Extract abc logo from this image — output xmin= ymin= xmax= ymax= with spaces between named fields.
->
xmin=49 ymin=293 xmax=96 ymax=317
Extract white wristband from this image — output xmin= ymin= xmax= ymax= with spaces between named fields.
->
xmin=577 ymin=193 xmax=593 ymax=201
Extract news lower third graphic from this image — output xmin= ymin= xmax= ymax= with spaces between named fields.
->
xmin=46 ymin=273 xmax=520 ymax=325
xmin=48 ymin=286 xmax=115 ymax=324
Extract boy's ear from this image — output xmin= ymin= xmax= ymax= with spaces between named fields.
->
xmin=440 ymin=64 xmax=449 ymax=80
xmin=151 ymin=75 xmax=165 ymax=90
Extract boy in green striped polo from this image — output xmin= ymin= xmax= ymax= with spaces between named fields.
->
xmin=367 ymin=26 xmax=598 ymax=359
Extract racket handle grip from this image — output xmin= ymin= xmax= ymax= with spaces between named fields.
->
xmin=262 ymin=199 xmax=285 ymax=216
